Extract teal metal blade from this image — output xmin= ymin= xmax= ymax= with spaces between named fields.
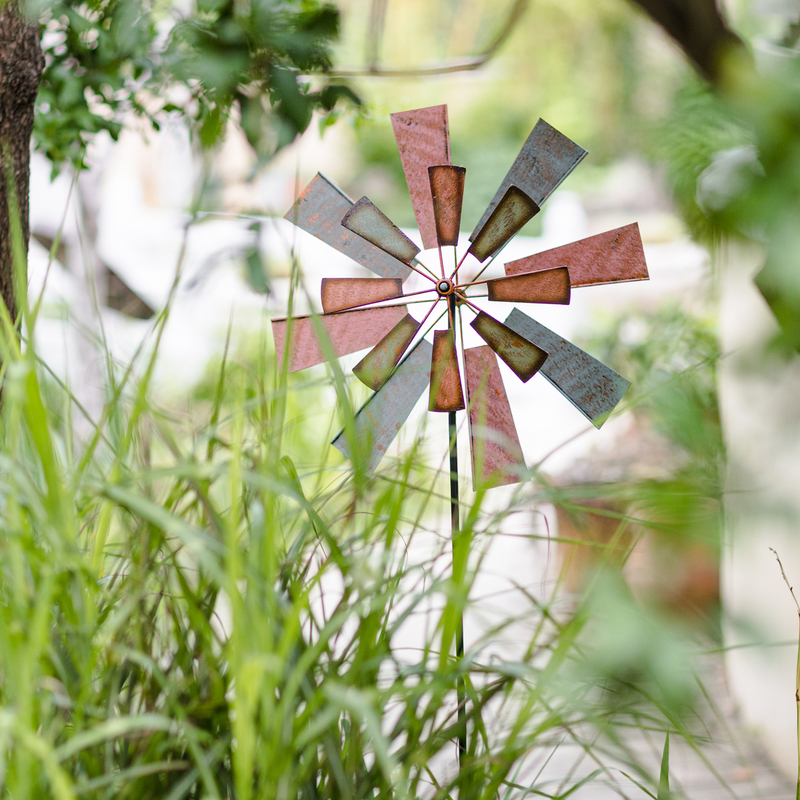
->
xmin=285 ymin=173 xmax=412 ymax=281
xmin=332 ymin=339 xmax=433 ymax=472
xmin=504 ymin=308 xmax=630 ymax=428
xmin=471 ymin=120 xmax=586 ymax=242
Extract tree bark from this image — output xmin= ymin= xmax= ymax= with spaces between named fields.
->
xmin=0 ymin=1 xmax=43 ymax=325
xmin=628 ymin=0 xmax=744 ymax=85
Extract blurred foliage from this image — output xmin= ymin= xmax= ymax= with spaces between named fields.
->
xmin=25 ymin=0 xmax=360 ymax=172
xmin=583 ymin=303 xmax=723 ymax=496
xmin=552 ymin=304 xmax=725 ymax=630
xmin=331 ymin=0 xmax=687 ymax=228
xmin=644 ymin=80 xmax=751 ymax=244
xmin=633 ymin=4 xmax=800 ymax=354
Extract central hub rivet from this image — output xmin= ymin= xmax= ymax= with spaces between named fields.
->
xmin=437 ymin=279 xmax=452 ymax=296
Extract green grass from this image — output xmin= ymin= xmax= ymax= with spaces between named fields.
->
xmin=0 ymin=211 xmax=725 ymax=799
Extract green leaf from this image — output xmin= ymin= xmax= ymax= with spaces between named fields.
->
xmin=658 ymin=730 xmax=670 ymax=800
xmin=244 ymin=247 xmax=270 ymax=295
xmin=199 ymin=105 xmax=226 ymax=148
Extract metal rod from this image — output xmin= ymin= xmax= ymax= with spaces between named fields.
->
xmin=448 ymin=293 xmax=466 ymax=764
xmin=413 ymin=257 xmax=441 ymax=281
xmin=405 ymin=260 xmax=439 ymax=284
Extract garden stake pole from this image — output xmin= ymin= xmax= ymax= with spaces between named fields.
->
xmin=448 ymin=292 xmax=467 ymax=764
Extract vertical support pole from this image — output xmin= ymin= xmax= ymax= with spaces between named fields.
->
xmin=448 ymin=293 xmax=467 ymax=764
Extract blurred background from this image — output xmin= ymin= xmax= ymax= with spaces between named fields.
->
xmin=24 ymin=0 xmax=800 ymax=786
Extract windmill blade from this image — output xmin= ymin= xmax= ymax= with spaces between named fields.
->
xmin=272 ymin=305 xmax=407 ymax=373
xmin=341 ymin=198 xmax=421 ymax=265
xmin=486 ymin=267 xmax=570 ymax=305
xmin=429 ymin=329 xmax=465 ymax=412
xmin=471 ymin=119 xmax=587 ymax=242
xmin=464 ymin=346 xmax=526 ymax=490
xmin=284 ymin=173 xmax=411 ymax=281
xmin=467 ymin=186 xmax=540 ymax=263
xmin=333 ymin=339 xmax=433 ymax=473
xmin=322 ymin=278 xmax=404 ymax=313
xmin=504 ymin=308 xmax=630 ymax=427
xmin=470 ymin=310 xmax=548 ymax=383
xmin=391 ymin=105 xmax=451 ymax=250
xmin=429 ymin=165 xmax=466 ymax=247
xmin=504 ymin=223 xmax=648 ymax=287
xmin=353 ymin=314 xmax=421 ymax=391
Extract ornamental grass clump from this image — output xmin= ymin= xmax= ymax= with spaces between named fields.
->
xmin=0 ymin=220 xmax=709 ymax=800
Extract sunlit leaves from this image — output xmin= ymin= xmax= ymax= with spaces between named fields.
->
xmin=28 ymin=0 xmax=360 ymax=171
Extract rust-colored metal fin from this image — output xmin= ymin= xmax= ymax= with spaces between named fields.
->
xmin=272 ymin=305 xmax=407 ymax=373
xmin=470 ymin=119 xmax=587 ymax=242
xmin=391 ymin=105 xmax=451 ymax=251
xmin=341 ymin=197 xmax=421 ymax=265
xmin=353 ymin=314 xmax=421 ymax=391
xmin=284 ymin=173 xmax=411 ymax=281
xmin=321 ymin=277 xmax=404 ymax=314
xmin=470 ymin=310 xmax=547 ymax=383
xmin=504 ymin=308 xmax=630 ymax=427
xmin=429 ymin=329 xmax=465 ymax=412
xmin=429 ymin=165 xmax=465 ymax=247
xmin=467 ymin=186 xmax=539 ymax=263
xmin=332 ymin=339 xmax=433 ymax=473
xmin=504 ymin=223 xmax=648 ymax=287
xmin=464 ymin=346 xmax=526 ymax=490
xmin=486 ymin=267 xmax=570 ymax=305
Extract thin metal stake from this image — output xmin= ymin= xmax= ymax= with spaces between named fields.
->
xmin=448 ymin=294 xmax=467 ymax=764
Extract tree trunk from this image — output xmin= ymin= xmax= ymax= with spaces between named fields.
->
xmin=0 ymin=1 xmax=43 ymax=324
xmin=628 ymin=0 xmax=744 ymax=85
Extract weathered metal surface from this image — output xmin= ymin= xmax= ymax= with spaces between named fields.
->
xmin=429 ymin=165 xmax=465 ymax=247
xmin=321 ymin=277 xmax=403 ymax=314
xmin=470 ymin=311 xmax=548 ymax=383
xmin=464 ymin=346 xmax=526 ymax=489
xmin=429 ymin=329 xmax=465 ymax=412
xmin=353 ymin=313 xmax=421 ymax=390
xmin=332 ymin=339 xmax=433 ymax=473
xmin=341 ymin=197 xmax=421 ymax=265
xmin=470 ymin=119 xmax=587 ymax=242
xmin=391 ymin=105 xmax=451 ymax=251
xmin=272 ymin=305 xmax=407 ymax=373
xmin=504 ymin=223 xmax=648 ymax=287
xmin=468 ymin=186 xmax=540 ymax=263
xmin=504 ymin=308 xmax=630 ymax=427
xmin=284 ymin=173 xmax=411 ymax=281
xmin=486 ymin=267 xmax=570 ymax=305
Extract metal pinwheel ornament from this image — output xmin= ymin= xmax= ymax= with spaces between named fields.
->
xmin=275 ymin=104 xmax=649 ymax=765
xmin=273 ymin=104 xmax=649 ymax=490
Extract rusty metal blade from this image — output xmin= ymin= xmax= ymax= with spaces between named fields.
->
xmin=391 ymin=105 xmax=451 ymax=251
xmin=429 ymin=329 xmax=465 ymax=412
xmin=332 ymin=339 xmax=433 ymax=473
xmin=504 ymin=223 xmax=648 ymax=287
xmin=468 ymin=186 xmax=539 ymax=263
xmin=504 ymin=308 xmax=630 ymax=427
xmin=341 ymin=197 xmax=421 ymax=265
xmin=429 ymin=165 xmax=465 ymax=247
xmin=284 ymin=173 xmax=411 ymax=281
xmin=272 ymin=306 xmax=407 ymax=373
xmin=465 ymin=346 xmax=526 ymax=489
xmin=486 ymin=267 xmax=570 ymax=305
xmin=353 ymin=314 xmax=421 ymax=391
xmin=321 ymin=278 xmax=404 ymax=313
xmin=470 ymin=311 xmax=547 ymax=383
xmin=471 ymin=119 xmax=587 ymax=242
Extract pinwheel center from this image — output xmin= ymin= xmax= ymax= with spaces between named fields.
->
xmin=436 ymin=279 xmax=454 ymax=297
